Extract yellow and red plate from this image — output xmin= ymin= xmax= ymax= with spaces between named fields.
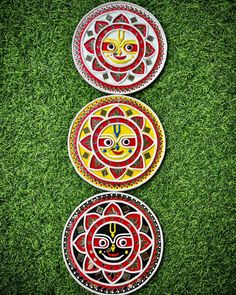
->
xmin=72 ymin=2 xmax=167 ymax=94
xmin=68 ymin=95 xmax=165 ymax=191
xmin=62 ymin=192 xmax=163 ymax=294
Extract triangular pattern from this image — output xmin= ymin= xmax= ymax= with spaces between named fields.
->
xmin=84 ymin=38 xmax=95 ymax=54
xmin=145 ymin=42 xmax=155 ymax=58
xmin=111 ymin=72 xmax=127 ymax=82
xmin=134 ymin=24 xmax=147 ymax=37
xmin=95 ymin=21 xmax=109 ymax=34
xmin=110 ymin=168 xmax=126 ymax=179
xmin=113 ymin=14 xmax=129 ymax=23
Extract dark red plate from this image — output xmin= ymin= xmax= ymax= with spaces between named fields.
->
xmin=62 ymin=192 xmax=163 ymax=294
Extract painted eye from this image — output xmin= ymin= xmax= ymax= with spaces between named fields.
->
xmin=94 ymin=237 xmax=110 ymax=248
xmin=118 ymin=238 xmax=127 ymax=247
xmin=124 ymin=44 xmax=133 ymax=52
xmin=99 ymin=238 xmax=108 ymax=247
xmin=99 ymin=138 xmax=114 ymax=147
xmin=120 ymin=138 xmax=136 ymax=147
xmin=121 ymin=138 xmax=130 ymax=146
xmin=108 ymin=43 xmax=116 ymax=51
xmin=116 ymin=237 xmax=132 ymax=248
xmin=104 ymin=138 xmax=114 ymax=147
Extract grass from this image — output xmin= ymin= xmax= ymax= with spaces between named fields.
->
xmin=1 ymin=0 xmax=235 ymax=294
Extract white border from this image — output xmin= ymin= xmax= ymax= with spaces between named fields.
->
xmin=71 ymin=1 xmax=168 ymax=94
xmin=62 ymin=192 xmax=164 ymax=295
xmin=67 ymin=95 xmax=166 ymax=192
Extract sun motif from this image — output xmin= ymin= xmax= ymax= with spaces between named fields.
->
xmin=68 ymin=96 xmax=165 ymax=191
xmin=62 ymin=193 xmax=163 ymax=294
xmin=73 ymin=2 xmax=167 ymax=93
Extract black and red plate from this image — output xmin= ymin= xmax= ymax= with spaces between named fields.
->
xmin=62 ymin=192 xmax=163 ymax=294
xmin=68 ymin=95 xmax=165 ymax=191
xmin=72 ymin=2 xmax=167 ymax=94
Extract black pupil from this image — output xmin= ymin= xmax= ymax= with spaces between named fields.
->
xmin=126 ymin=44 xmax=132 ymax=50
xmin=106 ymin=139 xmax=111 ymax=145
xmin=121 ymin=240 xmax=126 ymax=246
xmin=124 ymin=139 xmax=129 ymax=145
xmin=108 ymin=44 xmax=114 ymax=50
xmin=101 ymin=240 xmax=105 ymax=246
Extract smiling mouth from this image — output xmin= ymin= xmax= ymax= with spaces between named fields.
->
xmin=102 ymin=253 xmax=124 ymax=261
xmin=107 ymin=252 xmax=120 ymax=257
xmin=112 ymin=150 xmax=124 ymax=155
xmin=113 ymin=55 xmax=126 ymax=60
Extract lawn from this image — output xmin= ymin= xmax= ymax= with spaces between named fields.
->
xmin=1 ymin=0 xmax=235 ymax=294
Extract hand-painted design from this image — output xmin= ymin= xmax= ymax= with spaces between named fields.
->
xmin=72 ymin=2 xmax=167 ymax=94
xmin=68 ymin=95 xmax=165 ymax=191
xmin=62 ymin=192 xmax=163 ymax=295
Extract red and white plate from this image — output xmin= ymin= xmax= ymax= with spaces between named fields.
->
xmin=68 ymin=95 xmax=165 ymax=191
xmin=72 ymin=2 xmax=167 ymax=94
xmin=62 ymin=192 xmax=163 ymax=295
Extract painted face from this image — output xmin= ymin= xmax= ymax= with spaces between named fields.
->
xmin=98 ymin=124 xmax=136 ymax=161
xmin=102 ymin=30 xmax=138 ymax=66
xmin=93 ymin=223 xmax=133 ymax=263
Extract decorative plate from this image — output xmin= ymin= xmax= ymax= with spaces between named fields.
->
xmin=68 ymin=95 xmax=165 ymax=191
xmin=72 ymin=2 xmax=167 ymax=94
xmin=62 ymin=192 xmax=163 ymax=295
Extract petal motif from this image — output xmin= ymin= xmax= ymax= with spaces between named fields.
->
xmin=113 ymin=14 xmax=129 ymax=23
xmin=90 ymin=116 xmax=103 ymax=130
xmin=125 ymin=213 xmax=141 ymax=230
xmin=95 ymin=21 xmax=109 ymax=34
xmin=140 ymin=233 xmax=152 ymax=252
xmin=132 ymin=62 xmax=146 ymax=75
xmin=103 ymin=271 xmax=123 ymax=283
xmin=126 ymin=255 xmax=142 ymax=272
xmin=103 ymin=203 xmax=122 ymax=216
xmin=84 ymin=38 xmax=95 ymax=54
xmin=134 ymin=24 xmax=147 ymax=37
xmin=145 ymin=42 xmax=155 ymax=58
xmin=74 ymin=233 xmax=86 ymax=254
xmin=92 ymin=58 xmax=106 ymax=71
xmin=111 ymin=72 xmax=127 ymax=82
xmin=108 ymin=106 xmax=125 ymax=117
xmin=110 ymin=168 xmax=126 ymax=179
xmin=130 ymin=155 xmax=144 ymax=169
xmin=130 ymin=116 xmax=144 ymax=129
xmin=84 ymin=213 xmax=100 ymax=230
xmin=142 ymin=134 xmax=154 ymax=151
xmin=84 ymin=256 xmax=99 ymax=273
xmin=80 ymin=135 xmax=92 ymax=151
xmin=90 ymin=156 xmax=105 ymax=170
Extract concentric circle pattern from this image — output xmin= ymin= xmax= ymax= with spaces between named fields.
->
xmin=62 ymin=192 xmax=163 ymax=295
xmin=72 ymin=2 xmax=167 ymax=94
xmin=68 ymin=95 xmax=165 ymax=191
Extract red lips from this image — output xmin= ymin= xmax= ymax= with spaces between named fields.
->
xmin=112 ymin=150 xmax=124 ymax=155
xmin=113 ymin=55 xmax=126 ymax=60
xmin=107 ymin=252 xmax=120 ymax=257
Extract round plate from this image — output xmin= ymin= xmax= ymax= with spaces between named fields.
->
xmin=68 ymin=95 xmax=165 ymax=191
xmin=72 ymin=2 xmax=167 ymax=94
xmin=62 ymin=192 xmax=163 ymax=295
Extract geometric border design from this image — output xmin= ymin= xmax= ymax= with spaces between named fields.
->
xmin=72 ymin=2 xmax=167 ymax=94
xmin=68 ymin=95 xmax=166 ymax=191
xmin=62 ymin=192 xmax=164 ymax=295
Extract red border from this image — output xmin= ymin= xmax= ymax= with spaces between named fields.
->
xmin=92 ymin=117 xmax=142 ymax=167
xmin=95 ymin=23 xmax=145 ymax=72
xmin=86 ymin=216 xmax=139 ymax=271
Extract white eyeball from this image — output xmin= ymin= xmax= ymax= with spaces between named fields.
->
xmin=124 ymin=44 xmax=133 ymax=52
xmin=104 ymin=138 xmax=114 ymax=147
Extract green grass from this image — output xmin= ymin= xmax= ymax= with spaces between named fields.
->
xmin=1 ymin=0 xmax=235 ymax=294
